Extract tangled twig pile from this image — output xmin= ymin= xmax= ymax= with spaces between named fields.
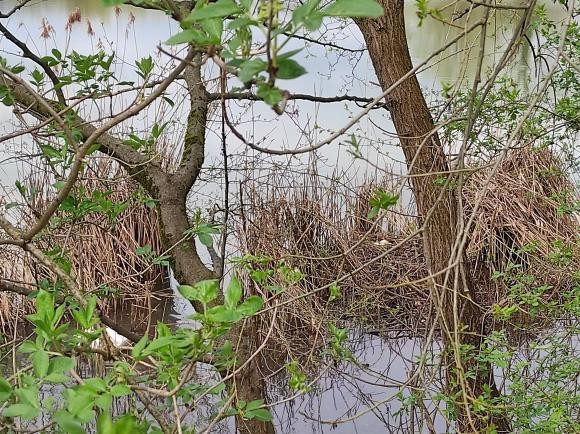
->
xmin=240 ymin=148 xmax=579 ymax=368
xmin=0 ymin=159 xmax=167 ymax=335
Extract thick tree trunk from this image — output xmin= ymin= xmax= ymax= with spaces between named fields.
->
xmin=356 ymin=2 xmax=509 ymax=432
xmin=234 ymin=330 xmax=275 ymax=434
xmin=235 ymin=372 xmax=274 ymax=434
xmin=153 ymin=64 xmax=276 ymax=434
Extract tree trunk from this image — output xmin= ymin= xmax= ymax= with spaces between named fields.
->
xmin=152 ymin=64 xmax=276 ymax=434
xmin=225 ymin=320 xmax=275 ymax=434
xmin=234 ymin=360 xmax=275 ymax=434
xmin=356 ymin=2 xmax=510 ymax=432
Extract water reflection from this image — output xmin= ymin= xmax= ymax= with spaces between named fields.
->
xmin=271 ymin=333 xmax=444 ymax=434
xmin=0 ymin=0 xmax=566 ymax=193
xmin=0 ymin=1 xmax=575 ymax=433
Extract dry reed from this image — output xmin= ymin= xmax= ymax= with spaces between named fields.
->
xmin=0 ymin=158 xmax=166 ymax=334
xmin=239 ymin=147 xmax=579 ymax=368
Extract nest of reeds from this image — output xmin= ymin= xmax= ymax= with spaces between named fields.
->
xmin=240 ymin=174 xmax=430 ymax=373
xmin=464 ymin=147 xmax=579 ymax=334
xmin=239 ymin=147 xmax=579 ymax=368
xmin=0 ymin=158 xmax=167 ymax=334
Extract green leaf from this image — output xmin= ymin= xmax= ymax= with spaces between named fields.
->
xmin=11 ymin=65 xmax=25 ymax=74
xmin=135 ymin=56 xmax=153 ymax=78
xmin=30 ymin=69 xmax=44 ymax=85
xmin=55 ymin=410 xmax=86 ymax=434
xmin=178 ymin=285 xmax=197 ymax=300
xmin=293 ymin=0 xmax=324 ymax=30
xmin=53 ymin=180 xmax=67 ymax=191
xmin=39 ymin=144 xmax=61 ymax=160
xmin=135 ymin=245 xmax=152 ymax=256
xmin=367 ymin=205 xmax=379 ymax=219
xmin=237 ymin=296 xmax=263 ymax=316
xmin=186 ymin=0 xmax=240 ymax=22
xmin=72 ymin=307 xmax=87 ymax=330
xmin=85 ymin=296 xmax=97 ymax=324
xmin=51 ymin=48 xmax=62 ymax=60
xmin=32 ymin=350 xmax=49 ymax=378
xmin=162 ymin=96 xmax=175 ymax=107
xmin=329 ymin=282 xmax=341 ymax=301
xmin=86 ymin=143 xmax=101 ymax=156
xmin=95 ymin=393 xmax=113 ymax=411
xmin=206 ymin=306 xmax=242 ymax=323
xmin=45 ymin=372 xmax=68 ymax=383
xmin=245 ymin=399 xmax=265 ymax=412
xmin=202 ymin=18 xmax=224 ymax=45
xmin=368 ymin=189 xmax=399 ymax=219
xmin=113 ymin=415 xmax=149 ymax=433
xmin=238 ymin=59 xmax=268 ymax=84
xmin=276 ymin=58 xmax=307 ymax=80
xmin=178 ymin=280 xmax=219 ymax=304
xmin=18 ymin=340 xmax=37 ymax=354
xmin=34 ymin=289 xmax=54 ymax=319
xmin=0 ymin=378 xmax=12 ymax=402
xmin=225 ymin=276 xmax=243 ymax=308
xmin=97 ymin=412 xmax=114 ymax=434
xmin=131 ymin=334 xmax=148 ymax=358
xmin=143 ymin=336 xmax=176 ymax=355
xmin=166 ymin=29 xmax=204 ymax=46
xmin=14 ymin=387 xmax=39 ymax=409
xmin=246 ymin=408 xmax=273 ymax=422
xmin=239 ymin=0 xmax=252 ymax=10
xmin=83 ymin=378 xmax=107 ymax=393
xmin=110 ymin=384 xmax=131 ymax=397
xmin=67 ymin=391 xmax=95 ymax=422
xmin=198 ymin=231 xmax=214 ymax=247
xmin=257 ymin=84 xmax=283 ymax=106
xmin=278 ymin=49 xmax=304 ymax=60
xmin=323 ymin=0 xmax=384 ymax=17
xmin=227 ymin=16 xmax=257 ymax=30
xmin=48 ymin=356 xmax=74 ymax=375
xmin=3 ymin=403 xmax=39 ymax=420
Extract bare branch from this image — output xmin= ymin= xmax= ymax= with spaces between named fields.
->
xmin=208 ymin=91 xmax=380 ymax=105
xmin=0 ymin=0 xmax=33 ymax=20
xmin=0 ymin=20 xmax=66 ymax=104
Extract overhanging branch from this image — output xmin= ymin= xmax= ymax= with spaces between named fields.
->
xmin=208 ymin=91 xmax=382 ymax=106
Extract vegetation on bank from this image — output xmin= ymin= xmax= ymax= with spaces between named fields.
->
xmin=0 ymin=0 xmax=578 ymax=433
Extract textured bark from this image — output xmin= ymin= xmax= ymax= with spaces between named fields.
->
xmin=356 ymin=2 xmax=510 ymax=432
xmin=230 ymin=321 xmax=276 ymax=434
xmin=153 ymin=63 xmax=275 ymax=434
xmin=235 ymin=368 xmax=275 ymax=434
xmin=2 ymin=46 xmax=274 ymax=434
xmin=153 ymin=60 xmax=216 ymax=298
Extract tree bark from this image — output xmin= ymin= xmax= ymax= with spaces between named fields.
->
xmin=356 ymin=2 xmax=510 ymax=432
xmin=153 ymin=62 xmax=276 ymax=434
xmin=235 ymin=371 xmax=275 ymax=434
xmin=230 ymin=321 xmax=275 ymax=434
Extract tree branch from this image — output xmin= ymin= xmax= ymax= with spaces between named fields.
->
xmin=124 ymin=0 xmax=192 ymax=21
xmin=0 ymin=20 xmax=66 ymax=104
xmin=176 ymin=54 xmax=208 ymax=189
xmin=282 ymin=32 xmax=366 ymax=54
xmin=208 ymin=91 xmax=381 ymax=106
xmin=0 ymin=1 xmax=33 ymax=19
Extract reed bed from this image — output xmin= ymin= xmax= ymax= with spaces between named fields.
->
xmin=240 ymin=172 xmax=429 ymax=372
xmin=0 ymin=158 xmax=166 ymax=334
xmin=239 ymin=147 xmax=579 ymax=368
xmin=465 ymin=147 xmax=580 ymax=334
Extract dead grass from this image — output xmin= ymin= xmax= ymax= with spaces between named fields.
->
xmin=239 ymin=147 xmax=579 ymax=368
xmin=0 ymin=158 xmax=166 ymax=334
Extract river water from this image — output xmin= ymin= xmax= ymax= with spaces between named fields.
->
xmin=0 ymin=1 xmax=575 ymax=433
